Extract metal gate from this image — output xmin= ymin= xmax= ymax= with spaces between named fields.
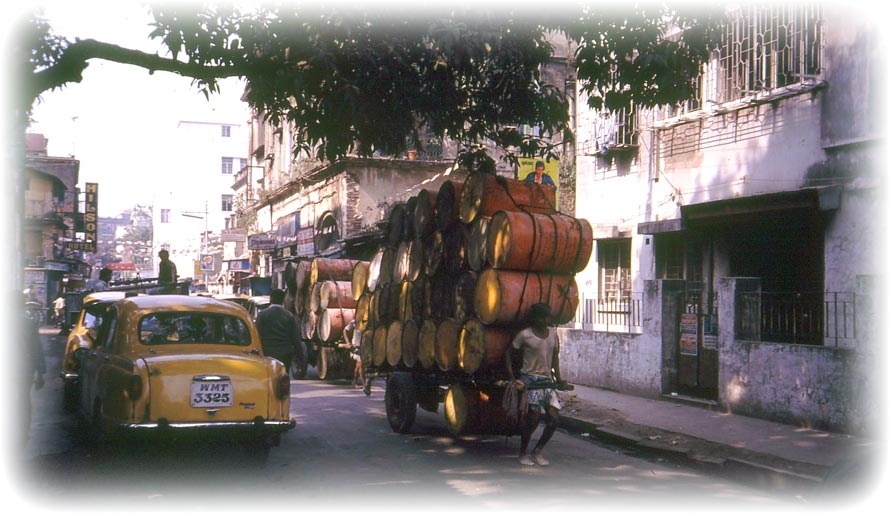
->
xmin=676 ymin=288 xmax=718 ymax=400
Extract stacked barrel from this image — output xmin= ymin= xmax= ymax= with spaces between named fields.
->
xmin=285 ymin=257 xmax=365 ymax=375
xmin=354 ymin=171 xmax=592 ymax=433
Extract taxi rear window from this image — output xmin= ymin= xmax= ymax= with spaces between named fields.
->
xmin=138 ymin=312 xmax=252 ymax=346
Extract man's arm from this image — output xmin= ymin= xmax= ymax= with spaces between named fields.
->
xmin=551 ymin=335 xmax=562 ymax=383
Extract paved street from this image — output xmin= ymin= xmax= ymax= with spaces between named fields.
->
xmin=10 ymin=331 xmax=792 ymax=511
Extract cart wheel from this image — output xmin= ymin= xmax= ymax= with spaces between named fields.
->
xmin=385 ymin=372 xmax=417 ymax=434
xmin=317 ymin=347 xmax=331 ymax=380
xmin=291 ymin=341 xmax=308 ymax=380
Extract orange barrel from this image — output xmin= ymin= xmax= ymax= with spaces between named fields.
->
xmin=284 ymin=288 xmax=299 ymax=315
xmin=318 ymin=308 xmax=356 ymax=343
xmin=424 ymin=230 xmax=445 ymax=277
xmin=406 ymin=238 xmax=424 ymax=282
xmin=404 ymin=196 xmax=418 ymax=241
xmin=301 ymin=311 xmax=318 ymax=340
xmin=378 ymin=247 xmax=397 ymax=290
xmin=435 ymin=179 xmax=464 ymax=231
xmin=458 ymin=171 xmax=556 ymax=225
xmin=474 ymin=268 xmax=579 ymax=325
xmin=444 ymin=385 xmax=519 ymax=436
xmin=309 ymin=282 xmax=324 ymax=313
xmin=284 ymin=260 xmax=299 ymax=290
xmin=415 ymin=275 xmax=431 ymax=319
xmin=355 ymin=293 xmax=371 ymax=332
xmin=372 ymin=325 xmax=388 ymax=368
xmin=452 ymin=270 xmax=478 ymax=325
xmin=376 ymin=283 xmax=392 ymax=323
xmin=385 ymin=320 xmax=403 ymax=366
xmin=397 ymin=280 xmax=415 ymax=322
xmin=413 ymin=188 xmax=438 ymax=238
xmin=367 ymin=249 xmax=385 ymax=292
xmin=427 ymin=273 xmax=454 ymax=320
xmin=410 ymin=275 xmax=426 ymax=321
xmin=294 ymin=260 xmax=312 ymax=295
xmin=310 ymin=258 xmax=362 ymax=286
xmin=401 ymin=318 xmax=419 ymax=368
xmin=360 ymin=328 xmax=374 ymax=366
xmin=435 ymin=318 xmax=460 ymax=371
xmin=394 ymin=241 xmax=410 ymax=283
xmin=369 ymin=288 xmax=381 ymax=326
xmin=387 ymin=203 xmax=408 ymax=247
xmin=318 ymin=280 xmax=357 ymax=310
xmin=351 ymin=261 xmax=371 ymax=300
xmin=444 ymin=223 xmax=469 ymax=274
xmin=467 ymin=215 xmax=490 ymax=271
xmin=488 ymin=210 xmax=593 ymax=274
xmin=459 ymin=318 xmax=514 ymax=374
xmin=417 ymin=319 xmax=438 ymax=369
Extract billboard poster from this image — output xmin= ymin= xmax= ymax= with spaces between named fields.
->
xmin=84 ymin=182 xmax=98 ymax=249
xmin=680 ymin=313 xmax=698 ymax=355
xmin=297 ymin=227 xmax=315 ymax=256
xmin=199 ymin=253 xmax=215 ymax=271
xmin=517 ymin=157 xmax=559 ymax=206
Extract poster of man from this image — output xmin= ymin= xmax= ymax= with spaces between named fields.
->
xmin=517 ymin=157 xmax=559 ymax=204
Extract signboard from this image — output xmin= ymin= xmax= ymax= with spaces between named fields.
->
xmin=65 ymin=241 xmax=96 ymax=252
xmin=107 ymin=262 xmax=136 ymax=272
xmin=679 ymin=313 xmax=698 ymax=355
xmin=297 ymin=227 xmax=315 ymax=256
xmin=84 ymin=182 xmax=98 ymax=248
xmin=226 ymin=259 xmax=250 ymax=271
xmin=517 ymin=157 xmax=559 ymax=205
xmin=200 ymin=253 xmax=215 ymax=271
xmin=221 ymin=228 xmax=247 ymax=242
xmin=703 ymin=315 xmax=718 ymax=350
xmin=275 ymin=211 xmax=300 ymax=248
xmin=248 ymin=233 xmax=276 ymax=251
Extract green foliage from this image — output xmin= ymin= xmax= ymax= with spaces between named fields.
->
xmin=20 ymin=5 xmax=727 ymax=167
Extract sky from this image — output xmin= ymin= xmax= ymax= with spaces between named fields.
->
xmin=12 ymin=2 xmax=251 ymax=217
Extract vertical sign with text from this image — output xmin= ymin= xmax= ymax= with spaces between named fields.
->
xmin=83 ymin=182 xmax=98 ymax=253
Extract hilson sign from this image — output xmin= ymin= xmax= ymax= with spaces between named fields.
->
xmin=65 ymin=182 xmax=99 ymax=252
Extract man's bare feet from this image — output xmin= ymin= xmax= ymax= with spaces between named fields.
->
xmin=518 ymin=454 xmax=535 ymax=466
xmin=532 ymin=451 xmax=549 ymax=466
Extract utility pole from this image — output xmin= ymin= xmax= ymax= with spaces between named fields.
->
xmin=182 ymin=200 xmax=209 ymax=290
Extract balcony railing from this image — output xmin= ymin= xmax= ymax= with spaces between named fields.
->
xmin=737 ymin=291 xmax=856 ymax=347
xmin=575 ymin=293 xmax=643 ymax=333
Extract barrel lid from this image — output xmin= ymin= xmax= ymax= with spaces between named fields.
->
xmin=458 ymin=318 xmax=485 ymax=374
xmin=474 ymin=268 xmax=501 ymax=325
xmin=487 ymin=210 xmax=512 ymax=269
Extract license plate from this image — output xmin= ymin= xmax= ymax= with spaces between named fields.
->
xmin=190 ymin=377 xmax=233 ymax=408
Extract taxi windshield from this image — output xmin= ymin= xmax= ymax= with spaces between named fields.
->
xmin=138 ymin=311 xmax=251 ymax=346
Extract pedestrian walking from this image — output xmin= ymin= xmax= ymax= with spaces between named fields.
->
xmin=15 ymin=291 xmax=46 ymax=442
xmin=504 ymin=302 xmax=563 ymax=466
xmin=255 ymin=289 xmax=299 ymax=374
xmin=343 ymin=319 xmax=364 ymax=388
xmin=53 ymin=294 xmax=65 ymax=326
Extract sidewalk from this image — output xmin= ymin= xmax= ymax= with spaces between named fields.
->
xmin=558 ymin=383 xmax=879 ymax=493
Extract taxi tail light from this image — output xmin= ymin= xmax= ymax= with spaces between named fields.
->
xmin=127 ymin=374 xmax=143 ymax=399
xmin=277 ymin=375 xmax=290 ymax=399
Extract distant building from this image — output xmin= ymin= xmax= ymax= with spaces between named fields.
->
xmin=23 ymin=133 xmax=91 ymax=304
xmin=152 ymin=119 xmax=249 ymax=291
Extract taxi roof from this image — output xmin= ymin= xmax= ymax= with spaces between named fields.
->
xmin=116 ymin=294 xmax=250 ymax=317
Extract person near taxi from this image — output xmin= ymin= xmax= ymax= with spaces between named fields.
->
xmin=255 ymin=289 xmax=300 ymax=373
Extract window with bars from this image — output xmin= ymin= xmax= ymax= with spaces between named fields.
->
xmin=221 ymin=157 xmax=234 ymax=175
xmin=658 ymin=4 xmax=822 ymax=120
xmin=221 ymin=194 xmax=234 ymax=212
xmin=598 ymin=239 xmax=632 ymax=301
xmin=713 ymin=4 xmax=822 ymax=103
xmin=221 ymin=125 xmax=231 ymax=137
xmin=160 ymin=208 xmax=170 ymax=224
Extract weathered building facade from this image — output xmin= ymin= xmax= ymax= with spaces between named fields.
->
xmin=563 ymin=4 xmax=881 ymax=434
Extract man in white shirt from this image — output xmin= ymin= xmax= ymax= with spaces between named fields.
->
xmin=505 ymin=302 xmax=563 ymax=466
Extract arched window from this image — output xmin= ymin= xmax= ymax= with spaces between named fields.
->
xmin=315 ymin=211 xmax=340 ymax=252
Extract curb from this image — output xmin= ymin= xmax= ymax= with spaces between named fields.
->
xmin=560 ymin=414 xmax=825 ymax=491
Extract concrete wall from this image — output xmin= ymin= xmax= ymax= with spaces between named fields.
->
xmin=718 ymin=278 xmax=877 ymax=435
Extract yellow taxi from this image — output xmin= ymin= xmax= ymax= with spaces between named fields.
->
xmin=75 ymin=295 xmax=294 ymax=451
xmin=61 ymin=291 xmax=129 ymax=411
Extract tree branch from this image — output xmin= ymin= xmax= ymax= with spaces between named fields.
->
xmin=31 ymin=38 xmax=243 ymax=97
